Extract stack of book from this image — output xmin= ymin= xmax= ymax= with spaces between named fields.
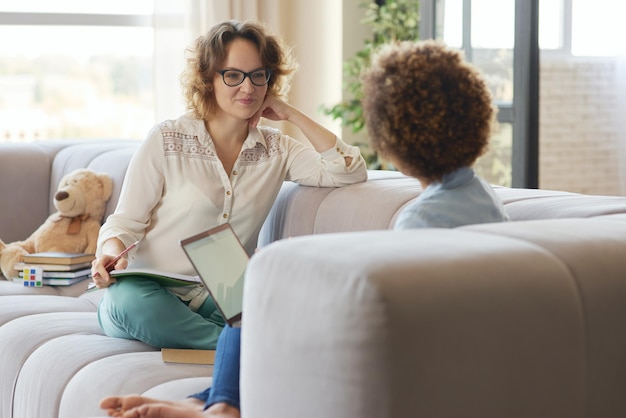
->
xmin=15 ymin=252 xmax=94 ymax=286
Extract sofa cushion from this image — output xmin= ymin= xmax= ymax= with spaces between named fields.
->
xmin=493 ymin=186 xmax=626 ymax=220
xmin=0 ymin=312 xmax=102 ymax=418
xmin=13 ymin=333 xmax=156 ymax=418
xmin=0 ymin=294 xmax=97 ymax=327
xmin=463 ymin=217 xmax=626 ymax=417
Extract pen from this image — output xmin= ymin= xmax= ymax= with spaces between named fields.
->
xmin=86 ymin=240 xmax=139 ymax=291
xmin=103 ymin=240 xmax=140 ymax=273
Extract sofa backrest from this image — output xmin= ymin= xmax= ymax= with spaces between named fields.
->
xmin=48 ymin=141 xmax=140 ymax=218
xmin=0 ymin=140 xmax=140 ymax=244
xmin=258 ymin=170 xmax=626 ymax=246
xmin=3 ymin=139 xmax=626 ymax=249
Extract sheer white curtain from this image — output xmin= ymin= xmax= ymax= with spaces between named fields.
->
xmin=188 ymin=0 xmax=265 ymax=34
xmin=152 ymin=0 xmax=189 ymax=121
xmin=616 ymin=56 xmax=626 ymax=195
xmin=152 ymin=0 xmax=344 ymax=141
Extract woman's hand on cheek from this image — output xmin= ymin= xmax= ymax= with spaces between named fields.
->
xmin=248 ymin=96 xmax=292 ymax=127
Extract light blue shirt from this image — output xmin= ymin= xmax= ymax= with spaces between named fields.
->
xmin=394 ymin=167 xmax=509 ymax=230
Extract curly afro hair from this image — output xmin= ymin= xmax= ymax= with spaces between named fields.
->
xmin=362 ymin=40 xmax=495 ymax=182
xmin=180 ymin=20 xmax=298 ymax=121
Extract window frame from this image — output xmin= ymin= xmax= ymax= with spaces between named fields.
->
xmin=0 ymin=11 xmax=151 ymax=27
xmin=421 ymin=0 xmax=539 ymax=188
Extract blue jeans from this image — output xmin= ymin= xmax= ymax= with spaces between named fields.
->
xmin=189 ymin=326 xmax=241 ymax=411
xmin=97 ymin=278 xmax=225 ymax=349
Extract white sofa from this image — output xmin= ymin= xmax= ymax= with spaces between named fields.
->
xmin=1 ymin=141 xmax=626 ymax=418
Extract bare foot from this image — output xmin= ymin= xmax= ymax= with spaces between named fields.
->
xmin=205 ymin=402 xmax=241 ymax=418
xmin=101 ymin=401 xmax=239 ymax=418
xmin=115 ymin=402 xmax=206 ymax=418
xmin=100 ymin=395 xmax=204 ymax=417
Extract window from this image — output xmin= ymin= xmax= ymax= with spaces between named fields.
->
xmin=540 ymin=0 xmax=626 ymax=56
xmin=0 ymin=0 xmax=155 ymax=142
xmin=538 ymin=0 xmax=626 ymax=195
xmin=429 ymin=0 xmax=626 ymax=194
xmin=571 ymin=0 xmax=626 ymax=56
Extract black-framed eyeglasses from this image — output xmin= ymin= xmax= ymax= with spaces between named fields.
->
xmin=216 ymin=68 xmax=271 ymax=87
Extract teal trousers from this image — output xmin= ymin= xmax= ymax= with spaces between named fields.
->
xmin=97 ymin=278 xmax=225 ymax=349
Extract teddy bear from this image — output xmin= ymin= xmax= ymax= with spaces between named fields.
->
xmin=0 ymin=168 xmax=113 ymax=280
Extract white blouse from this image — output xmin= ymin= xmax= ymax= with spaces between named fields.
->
xmin=97 ymin=114 xmax=367 ymax=309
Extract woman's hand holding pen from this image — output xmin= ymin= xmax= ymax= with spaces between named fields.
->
xmin=91 ymin=255 xmax=121 ymax=289
xmin=90 ymin=239 xmax=138 ymax=289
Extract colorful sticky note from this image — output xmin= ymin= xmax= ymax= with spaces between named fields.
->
xmin=22 ymin=266 xmax=43 ymax=287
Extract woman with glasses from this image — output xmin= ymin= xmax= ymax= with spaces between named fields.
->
xmin=93 ymin=19 xmax=367 ymax=418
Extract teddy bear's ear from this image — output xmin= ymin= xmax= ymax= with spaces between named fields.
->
xmin=98 ymin=173 xmax=114 ymax=201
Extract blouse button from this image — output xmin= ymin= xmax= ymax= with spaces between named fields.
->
xmin=223 ymin=213 xmax=229 ymax=219
xmin=226 ymin=190 xmax=232 ymax=196
xmin=232 ymin=170 xmax=238 ymax=175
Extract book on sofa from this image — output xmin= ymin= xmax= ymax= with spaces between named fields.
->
xmin=42 ymin=276 xmax=91 ymax=286
xmin=22 ymin=252 xmax=95 ymax=265
xmin=17 ymin=268 xmax=91 ymax=286
xmin=13 ymin=261 xmax=93 ymax=272
xmin=18 ymin=267 xmax=91 ymax=279
xmin=161 ymin=348 xmax=215 ymax=365
xmin=14 ymin=265 xmax=92 ymax=286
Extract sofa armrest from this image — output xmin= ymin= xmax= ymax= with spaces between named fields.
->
xmin=241 ymin=228 xmax=588 ymax=418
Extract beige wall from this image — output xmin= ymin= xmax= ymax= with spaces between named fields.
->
xmin=257 ymin=0 xmax=370 ymax=144
xmin=340 ymin=0 xmax=373 ymax=147
xmin=540 ymin=57 xmax=626 ymax=196
xmin=258 ymin=0 xmax=343 ymax=142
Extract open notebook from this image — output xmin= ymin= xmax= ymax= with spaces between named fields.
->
xmin=180 ymin=224 xmax=249 ymax=327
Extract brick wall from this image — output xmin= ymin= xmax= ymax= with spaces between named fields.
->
xmin=540 ymin=57 xmax=626 ymax=196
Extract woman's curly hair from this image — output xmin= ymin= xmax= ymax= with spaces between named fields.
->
xmin=362 ymin=40 xmax=495 ymax=182
xmin=180 ymin=20 xmax=298 ymax=120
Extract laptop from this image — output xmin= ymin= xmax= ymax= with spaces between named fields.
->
xmin=180 ymin=224 xmax=249 ymax=327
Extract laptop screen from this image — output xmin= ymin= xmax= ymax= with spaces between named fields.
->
xmin=180 ymin=224 xmax=249 ymax=325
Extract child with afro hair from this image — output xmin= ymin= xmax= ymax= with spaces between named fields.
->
xmin=362 ymin=40 xmax=509 ymax=229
